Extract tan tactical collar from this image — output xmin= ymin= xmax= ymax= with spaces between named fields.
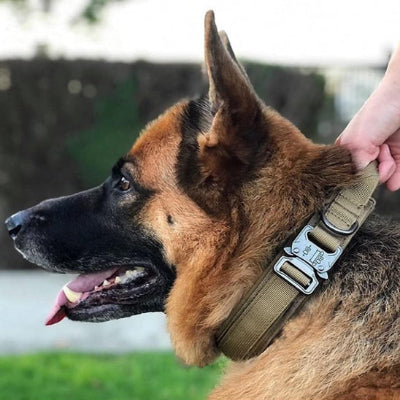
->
xmin=216 ymin=163 xmax=379 ymax=361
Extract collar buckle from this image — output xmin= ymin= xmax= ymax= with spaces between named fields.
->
xmin=274 ymin=225 xmax=343 ymax=294
xmin=289 ymin=225 xmax=342 ymax=278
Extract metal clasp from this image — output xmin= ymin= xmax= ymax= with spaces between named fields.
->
xmin=321 ymin=213 xmax=358 ymax=236
xmin=286 ymin=225 xmax=342 ymax=279
xmin=274 ymin=225 xmax=343 ymax=295
xmin=274 ymin=256 xmax=319 ymax=295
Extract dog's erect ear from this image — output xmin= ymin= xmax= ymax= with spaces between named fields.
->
xmin=217 ymin=30 xmax=251 ymax=84
xmin=204 ymin=11 xmax=257 ymax=114
xmin=198 ymin=11 xmax=265 ymax=188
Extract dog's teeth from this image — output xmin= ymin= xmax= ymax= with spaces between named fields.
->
xmin=118 ymin=268 xmax=146 ymax=284
xmin=63 ymin=285 xmax=82 ymax=303
xmin=94 ymin=285 xmax=100 ymax=291
xmin=103 ymin=279 xmax=111 ymax=286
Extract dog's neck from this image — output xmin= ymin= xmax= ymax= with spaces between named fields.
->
xmin=167 ymin=131 xmax=360 ymax=366
xmin=216 ymin=162 xmax=378 ymax=360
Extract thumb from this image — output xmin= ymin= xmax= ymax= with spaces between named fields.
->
xmin=337 ymin=140 xmax=379 ymax=171
xmin=378 ymin=144 xmax=396 ymax=183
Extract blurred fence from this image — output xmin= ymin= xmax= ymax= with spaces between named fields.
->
xmin=312 ymin=66 xmax=386 ymax=141
xmin=0 ymin=58 xmax=398 ymax=270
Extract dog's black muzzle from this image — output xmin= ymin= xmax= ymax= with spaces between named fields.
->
xmin=4 ymin=184 xmax=171 ymax=277
xmin=5 ymin=182 xmax=175 ymax=323
xmin=5 ymin=187 xmax=109 ymax=272
xmin=5 ymin=210 xmax=29 ymax=240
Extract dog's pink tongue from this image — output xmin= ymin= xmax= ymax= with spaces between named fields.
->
xmin=45 ymin=290 xmax=68 ymax=326
xmin=45 ymin=268 xmax=119 ymax=326
xmin=66 ymin=268 xmax=119 ymax=292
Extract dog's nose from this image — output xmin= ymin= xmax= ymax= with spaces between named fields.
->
xmin=5 ymin=210 xmax=29 ymax=240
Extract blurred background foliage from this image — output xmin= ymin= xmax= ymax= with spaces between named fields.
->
xmin=0 ymin=0 xmax=127 ymax=23
xmin=68 ymin=78 xmax=142 ymax=185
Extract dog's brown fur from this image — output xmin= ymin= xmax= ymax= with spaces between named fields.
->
xmin=127 ymin=11 xmax=400 ymax=400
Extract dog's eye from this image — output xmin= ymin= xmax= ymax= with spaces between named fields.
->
xmin=118 ymin=176 xmax=131 ymax=191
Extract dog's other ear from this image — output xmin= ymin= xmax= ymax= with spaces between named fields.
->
xmin=218 ymin=30 xmax=251 ymax=84
xmin=198 ymin=11 xmax=265 ymax=188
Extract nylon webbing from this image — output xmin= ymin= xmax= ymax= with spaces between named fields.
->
xmin=217 ymin=261 xmax=310 ymax=359
xmin=216 ymin=163 xmax=379 ymax=361
xmin=311 ymin=163 xmax=378 ymax=252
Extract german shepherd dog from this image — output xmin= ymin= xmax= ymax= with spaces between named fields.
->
xmin=5 ymin=11 xmax=400 ymax=400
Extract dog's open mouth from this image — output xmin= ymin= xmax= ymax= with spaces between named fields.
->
xmin=46 ymin=264 xmax=158 ymax=325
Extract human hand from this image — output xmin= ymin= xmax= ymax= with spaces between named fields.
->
xmin=336 ymin=42 xmax=400 ymax=191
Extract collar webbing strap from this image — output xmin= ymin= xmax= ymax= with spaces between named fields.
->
xmin=216 ymin=163 xmax=379 ymax=361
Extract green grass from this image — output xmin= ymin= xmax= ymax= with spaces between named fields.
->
xmin=0 ymin=352 xmax=226 ymax=400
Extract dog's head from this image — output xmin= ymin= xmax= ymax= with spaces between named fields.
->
xmin=5 ymin=12 xmax=354 ymax=366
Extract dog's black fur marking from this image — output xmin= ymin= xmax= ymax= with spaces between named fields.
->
xmin=177 ymin=97 xmax=221 ymax=216
xmin=112 ymin=157 xmax=129 ymax=176
xmin=177 ymin=97 xmax=272 ymax=217
xmin=177 ymin=98 xmax=208 ymax=188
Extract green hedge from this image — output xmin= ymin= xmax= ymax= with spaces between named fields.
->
xmin=68 ymin=78 xmax=143 ymax=186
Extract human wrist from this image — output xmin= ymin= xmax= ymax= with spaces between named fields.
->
xmin=383 ymin=43 xmax=400 ymax=95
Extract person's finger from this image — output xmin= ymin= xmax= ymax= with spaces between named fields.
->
xmin=386 ymin=169 xmax=400 ymax=191
xmin=378 ymin=144 xmax=396 ymax=183
xmin=336 ymin=129 xmax=380 ymax=171
xmin=386 ymin=150 xmax=400 ymax=191
xmin=345 ymin=146 xmax=379 ymax=171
